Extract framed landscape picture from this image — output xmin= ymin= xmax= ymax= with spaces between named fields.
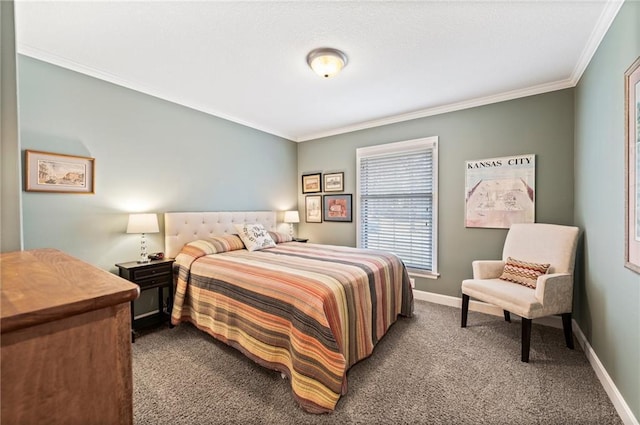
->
xmin=323 ymin=172 xmax=344 ymax=192
xmin=25 ymin=150 xmax=95 ymax=194
xmin=323 ymin=194 xmax=352 ymax=222
xmin=302 ymin=173 xmax=322 ymax=194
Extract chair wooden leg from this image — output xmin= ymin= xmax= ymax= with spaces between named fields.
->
xmin=562 ymin=313 xmax=574 ymax=349
xmin=461 ymin=294 xmax=469 ymax=328
xmin=503 ymin=310 xmax=511 ymax=322
xmin=521 ymin=318 xmax=532 ymax=362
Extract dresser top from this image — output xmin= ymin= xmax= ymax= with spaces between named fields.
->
xmin=1 ymin=248 xmax=139 ymax=333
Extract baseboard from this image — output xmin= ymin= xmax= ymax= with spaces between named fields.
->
xmin=413 ymin=288 xmax=502 ymax=314
xmin=413 ymin=289 xmax=638 ymax=425
xmin=571 ymin=321 xmax=639 ymax=425
xmin=412 ymin=289 xmax=564 ymax=327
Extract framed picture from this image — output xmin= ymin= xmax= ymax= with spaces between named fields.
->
xmin=323 ymin=172 xmax=344 ymax=192
xmin=465 ymin=154 xmax=535 ymax=229
xmin=25 ymin=150 xmax=95 ymax=194
xmin=323 ymin=194 xmax=352 ymax=222
xmin=302 ymin=173 xmax=322 ymax=194
xmin=624 ymin=56 xmax=640 ymax=273
xmin=305 ymin=195 xmax=322 ymax=223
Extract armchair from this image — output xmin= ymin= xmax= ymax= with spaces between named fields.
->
xmin=461 ymin=223 xmax=580 ymax=362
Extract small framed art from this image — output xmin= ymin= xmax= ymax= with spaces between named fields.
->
xmin=25 ymin=150 xmax=95 ymax=193
xmin=305 ymin=195 xmax=323 ymax=223
xmin=323 ymin=194 xmax=352 ymax=222
xmin=302 ymin=173 xmax=322 ymax=194
xmin=323 ymin=172 xmax=344 ymax=192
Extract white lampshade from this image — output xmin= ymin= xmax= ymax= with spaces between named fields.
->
xmin=306 ymin=48 xmax=348 ymax=79
xmin=283 ymin=210 xmax=300 ymax=224
xmin=126 ymin=213 xmax=159 ymax=234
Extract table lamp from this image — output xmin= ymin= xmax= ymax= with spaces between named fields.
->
xmin=126 ymin=213 xmax=159 ymax=263
xmin=283 ymin=210 xmax=300 ymax=238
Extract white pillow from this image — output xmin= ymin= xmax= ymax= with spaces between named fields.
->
xmin=234 ymin=223 xmax=276 ymax=252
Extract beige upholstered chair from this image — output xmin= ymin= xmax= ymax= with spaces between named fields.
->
xmin=461 ymin=223 xmax=580 ymax=362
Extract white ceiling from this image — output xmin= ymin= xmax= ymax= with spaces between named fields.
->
xmin=15 ymin=0 xmax=623 ymax=142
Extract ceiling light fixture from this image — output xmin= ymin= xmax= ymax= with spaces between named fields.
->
xmin=306 ymin=48 xmax=348 ymax=79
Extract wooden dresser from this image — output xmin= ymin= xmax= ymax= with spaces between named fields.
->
xmin=1 ymin=249 xmax=140 ymax=425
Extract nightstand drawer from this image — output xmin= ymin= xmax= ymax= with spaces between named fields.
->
xmin=135 ymin=274 xmax=172 ymax=289
xmin=132 ymin=265 xmax=172 ymax=280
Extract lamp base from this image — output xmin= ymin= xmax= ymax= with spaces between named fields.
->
xmin=138 ymin=233 xmax=149 ymax=263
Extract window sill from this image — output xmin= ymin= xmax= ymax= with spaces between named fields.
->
xmin=408 ymin=270 xmax=440 ymax=280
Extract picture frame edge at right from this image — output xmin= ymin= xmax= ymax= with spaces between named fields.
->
xmin=624 ymin=56 xmax=640 ymax=274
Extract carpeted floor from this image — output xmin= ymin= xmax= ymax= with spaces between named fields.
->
xmin=132 ymin=300 xmax=622 ymax=424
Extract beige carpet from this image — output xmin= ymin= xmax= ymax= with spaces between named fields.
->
xmin=132 ymin=300 xmax=622 ymax=424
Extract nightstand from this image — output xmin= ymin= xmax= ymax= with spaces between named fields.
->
xmin=292 ymin=238 xmax=308 ymax=243
xmin=115 ymin=258 xmax=175 ymax=342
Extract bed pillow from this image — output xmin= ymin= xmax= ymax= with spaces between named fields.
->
xmin=204 ymin=234 xmax=245 ymax=253
xmin=499 ymin=257 xmax=550 ymax=289
xmin=268 ymin=231 xmax=293 ymax=244
xmin=185 ymin=235 xmax=245 ymax=255
xmin=234 ymin=223 xmax=276 ymax=252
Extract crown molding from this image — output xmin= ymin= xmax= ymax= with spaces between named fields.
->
xmin=18 ymin=0 xmax=623 ymax=145
xmin=569 ymin=0 xmax=625 ymax=86
xmin=16 ymin=44 xmax=296 ymax=142
xmin=296 ymin=0 xmax=624 ymax=142
xmin=296 ymin=78 xmax=574 ymax=142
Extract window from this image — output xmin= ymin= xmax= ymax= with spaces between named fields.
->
xmin=356 ymin=137 xmax=438 ymax=277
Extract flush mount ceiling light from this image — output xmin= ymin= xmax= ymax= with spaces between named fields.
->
xmin=306 ymin=48 xmax=348 ymax=79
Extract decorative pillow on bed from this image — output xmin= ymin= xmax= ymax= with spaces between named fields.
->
xmin=205 ymin=234 xmax=245 ymax=253
xmin=499 ymin=257 xmax=550 ymax=289
xmin=234 ymin=223 xmax=276 ymax=252
xmin=187 ymin=235 xmax=245 ymax=255
xmin=268 ymin=231 xmax=293 ymax=244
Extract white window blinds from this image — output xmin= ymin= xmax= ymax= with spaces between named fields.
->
xmin=356 ymin=137 xmax=438 ymax=274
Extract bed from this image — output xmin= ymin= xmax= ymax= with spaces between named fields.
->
xmin=165 ymin=211 xmax=414 ymax=413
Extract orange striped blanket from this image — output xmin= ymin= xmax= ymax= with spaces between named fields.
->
xmin=171 ymin=240 xmax=413 ymax=413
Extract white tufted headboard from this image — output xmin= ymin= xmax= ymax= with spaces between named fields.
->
xmin=164 ymin=211 xmax=277 ymax=258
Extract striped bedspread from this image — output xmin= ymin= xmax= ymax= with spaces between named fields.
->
xmin=171 ymin=241 xmax=414 ymax=413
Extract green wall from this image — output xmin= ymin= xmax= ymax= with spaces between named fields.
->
xmin=298 ymin=89 xmax=575 ymax=297
xmin=17 ymin=56 xmax=298 ymax=312
xmin=1 ymin=0 xmax=23 ymax=252
xmin=574 ymin=0 xmax=640 ymax=419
